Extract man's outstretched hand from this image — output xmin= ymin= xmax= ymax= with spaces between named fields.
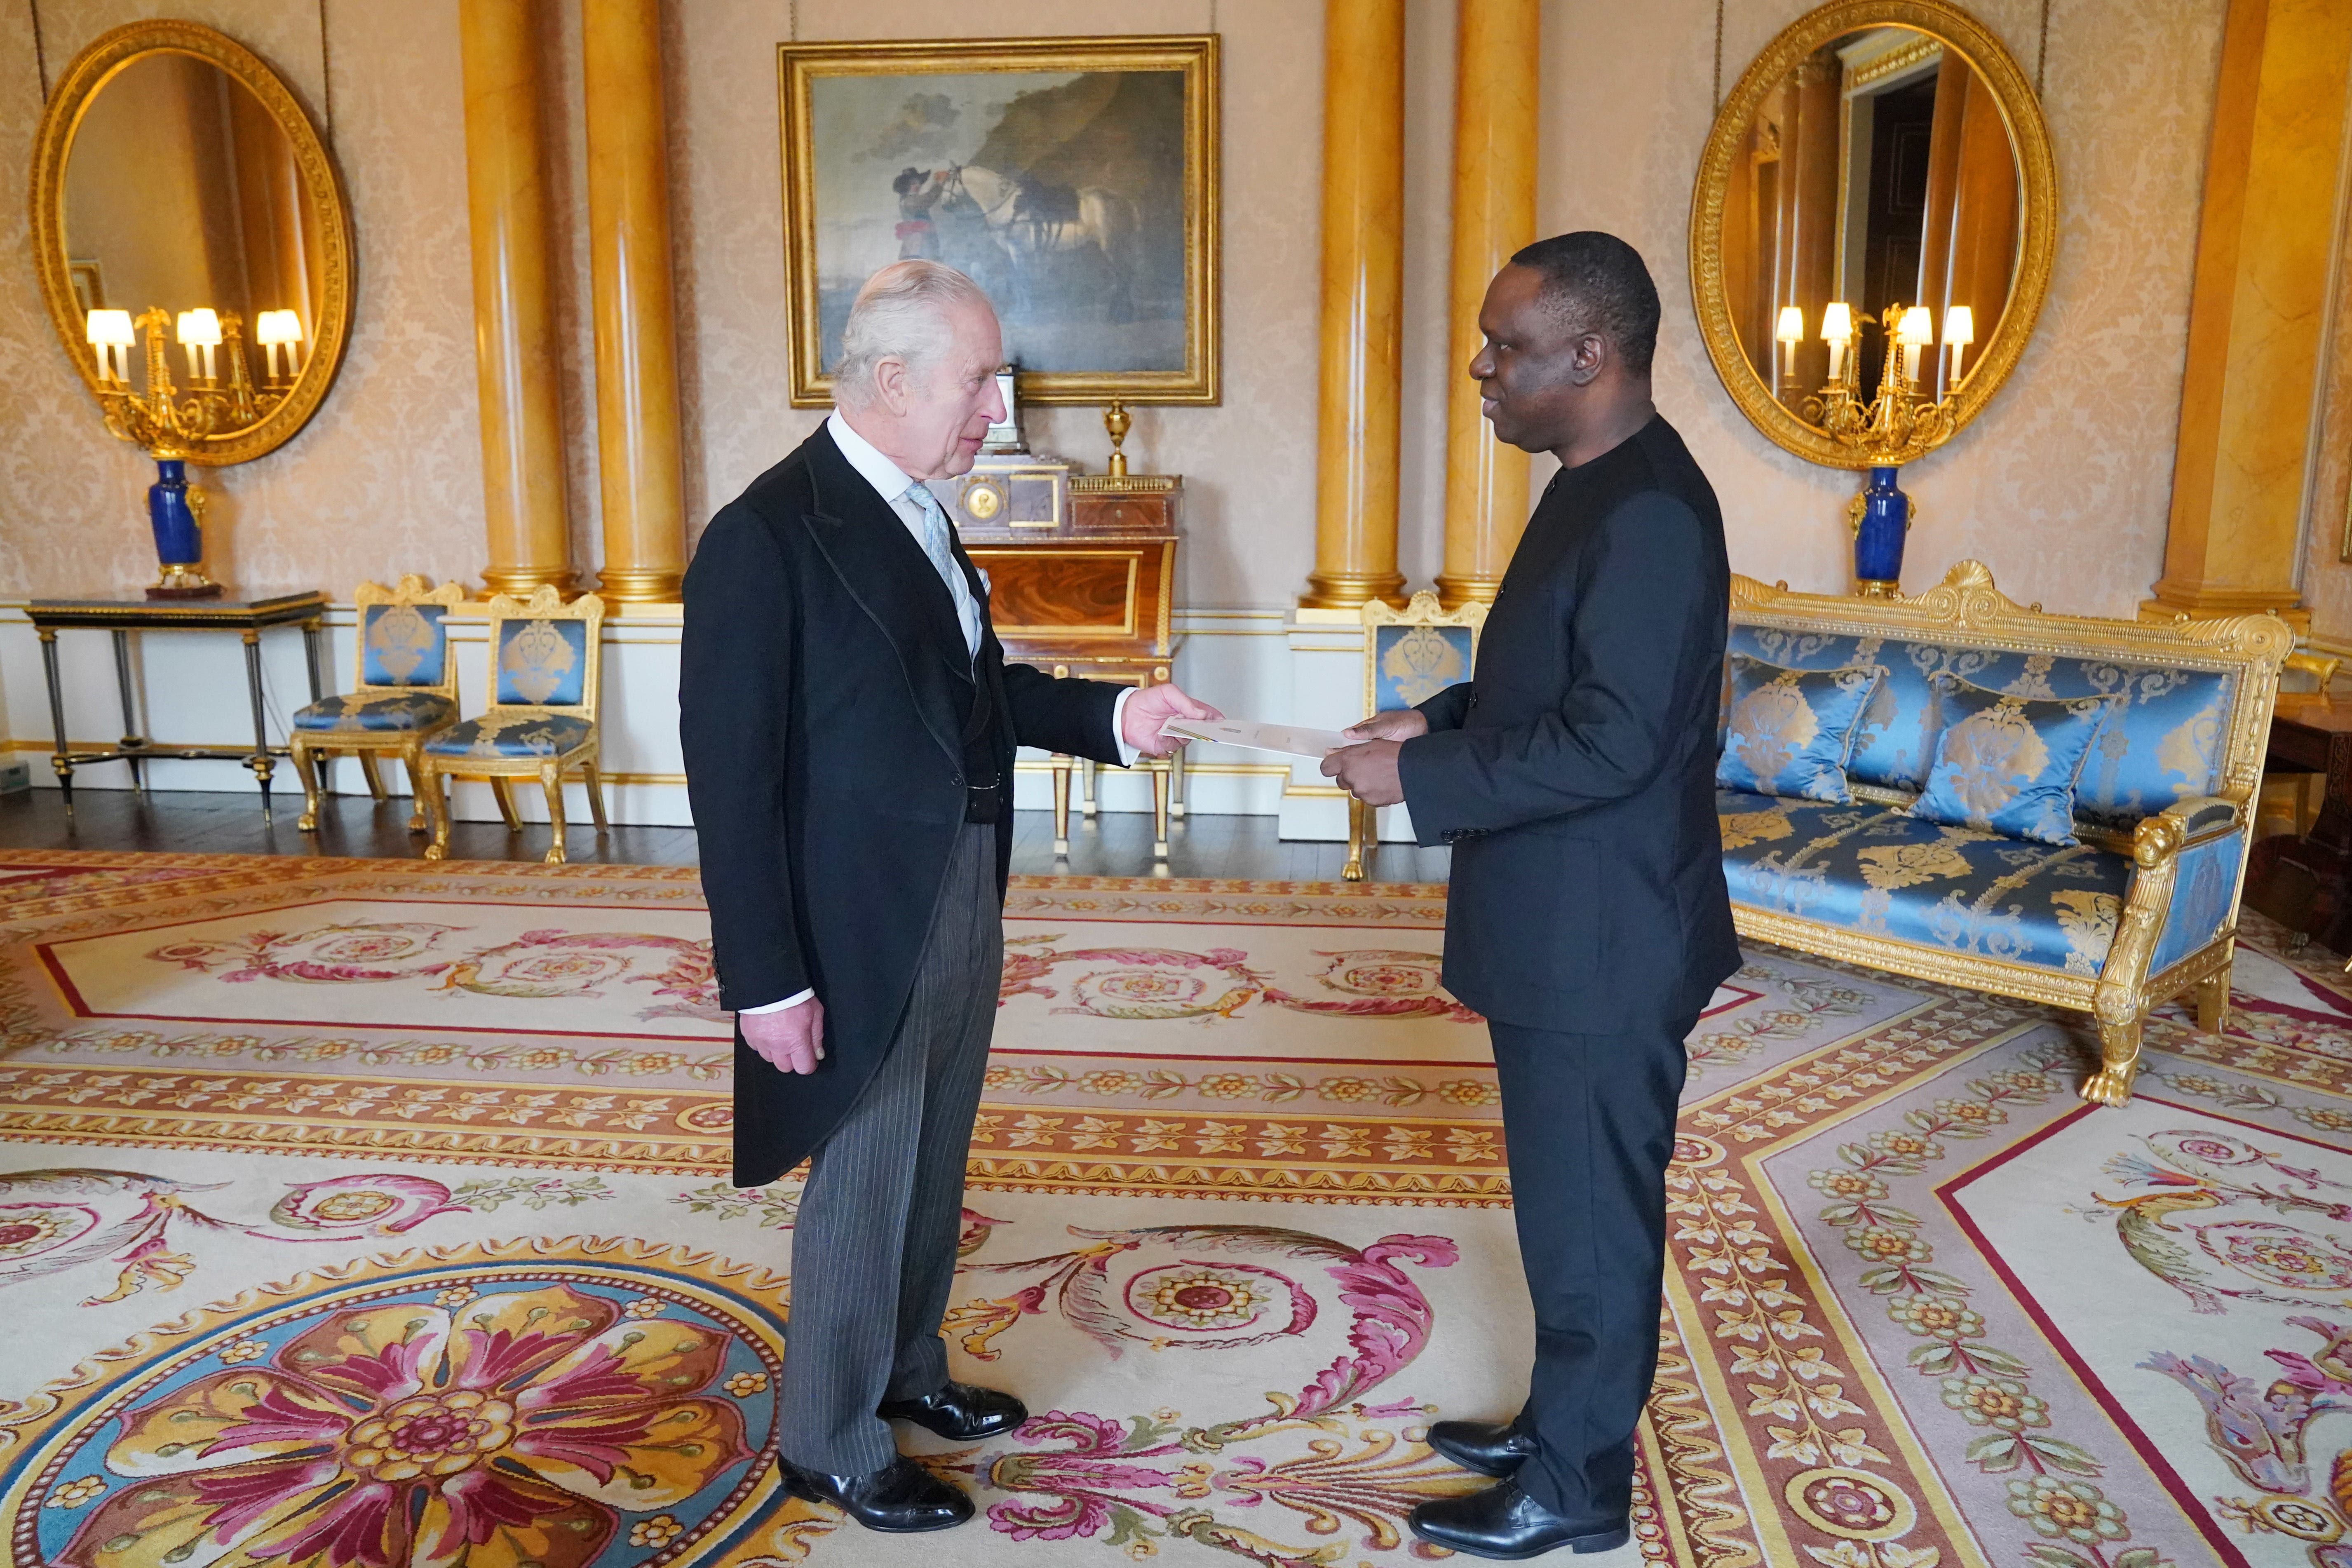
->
xmin=742 ymin=996 xmax=826 ymax=1075
xmin=1123 ymin=681 xmax=1223 ymax=758
xmin=1322 ymin=707 xmax=1429 ymax=806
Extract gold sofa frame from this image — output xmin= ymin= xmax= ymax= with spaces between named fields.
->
xmin=1729 ymin=561 xmax=2292 ymax=1107
xmin=290 ymin=575 xmax=466 ymax=834
xmin=420 ymin=586 xmax=609 ymax=865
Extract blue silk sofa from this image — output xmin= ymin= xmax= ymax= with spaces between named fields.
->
xmin=1720 ymin=561 xmax=2291 ymax=1106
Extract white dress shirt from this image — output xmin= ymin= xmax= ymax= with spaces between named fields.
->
xmin=742 ymin=414 xmax=1138 ymax=1016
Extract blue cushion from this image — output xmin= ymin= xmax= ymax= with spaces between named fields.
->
xmin=291 ymin=691 xmax=457 ymax=733
xmin=495 ymin=618 xmax=589 ymax=707
xmin=1726 ymin=627 xmax=2235 ymax=824
xmin=425 ymin=713 xmax=594 ymax=759
xmin=359 ymin=603 xmax=450 ymax=687
xmin=1716 ymin=655 xmax=1883 ymax=804
xmin=1372 ymin=622 xmax=1474 ymax=711
xmin=1910 ymin=677 xmax=2117 ymax=846
xmin=1720 ymin=789 xmax=2133 ymax=977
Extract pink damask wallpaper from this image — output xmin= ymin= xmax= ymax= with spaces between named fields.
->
xmin=0 ymin=0 xmax=2236 ymax=621
xmin=2299 ymin=198 xmax=2352 ymax=648
xmin=0 ymin=0 xmax=486 ymax=601
xmin=1540 ymin=0 xmax=2228 ymax=615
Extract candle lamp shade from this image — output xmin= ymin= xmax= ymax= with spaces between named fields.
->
xmin=84 ymin=308 xmax=132 ymax=346
xmin=1942 ymin=305 xmax=1974 ymax=347
xmin=1896 ymin=306 xmax=1934 ymax=347
xmin=175 ymin=308 xmax=221 ymax=347
xmin=1775 ymin=305 xmax=1805 ymax=344
xmin=253 ymin=309 xmax=300 ymax=345
xmin=1819 ymin=302 xmax=1853 ymax=345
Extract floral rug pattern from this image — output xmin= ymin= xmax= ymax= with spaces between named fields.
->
xmin=7 ymin=854 xmax=2352 ymax=1566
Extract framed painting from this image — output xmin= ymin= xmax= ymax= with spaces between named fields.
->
xmin=778 ymin=34 xmax=1220 ymax=407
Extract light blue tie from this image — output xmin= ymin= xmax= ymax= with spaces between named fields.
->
xmin=905 ymin=482 xmax=980 ymax=656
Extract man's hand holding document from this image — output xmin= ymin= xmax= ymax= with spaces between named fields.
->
xmin=1161 ymin=713 xmax=1417 ymax=806
xmin=1159 ymin=716 xmax=1353 ymax=760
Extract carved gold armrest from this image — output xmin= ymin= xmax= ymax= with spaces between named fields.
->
xmin=2156 ymin=794 xmax=2239 ymax=840
xmin=2081 ymin=806 xmax=2209 ymax=1108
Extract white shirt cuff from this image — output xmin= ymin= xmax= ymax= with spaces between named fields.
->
xmin=1112 ymin=685 xmax=1141 ymax=768
xmin=740 ymin=989 xmax=814 ymax=1014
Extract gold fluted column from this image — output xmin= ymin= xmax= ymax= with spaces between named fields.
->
xmin=584 ymin=0 xmax=685 ymax=603
xmin=2142 ymin=0 xmax=2352 ymax=627
xmin=460 ymin=0 xmax=573 ymax=597
xmin=1301 ymin=0 xmax=1407 ymax=610
xmin=1434 ymin=0 xmax=1539 ymax=608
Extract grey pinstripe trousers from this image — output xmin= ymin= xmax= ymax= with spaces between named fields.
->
xmin=776 ymin=820 xmax=1003 ymax=1474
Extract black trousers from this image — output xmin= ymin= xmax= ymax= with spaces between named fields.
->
xmin=1488 ymin=1011 xmax=1694 ymax=1524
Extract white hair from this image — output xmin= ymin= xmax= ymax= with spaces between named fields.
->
xmin=833 ymin=261 xmax=995 ymax=406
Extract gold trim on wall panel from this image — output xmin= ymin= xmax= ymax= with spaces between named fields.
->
xmin=777 ymin=35 xmax=1221 ymax=407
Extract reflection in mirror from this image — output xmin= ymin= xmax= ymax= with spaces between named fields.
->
xmin=63 ymin=49 xmax=325 ymax=434
xmin=1723 ymin=27 xmax=2019 ymax=418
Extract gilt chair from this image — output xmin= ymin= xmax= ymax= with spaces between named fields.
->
xmin=419 ymin=586 xmax=608 ymax=864
xmin=1347 ymin=591 xmax=1485 ymax=881
xmin=289 ymin=575 xmax=466 ymax=833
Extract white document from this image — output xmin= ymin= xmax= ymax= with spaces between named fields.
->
xmin=1161 ymin=717 xmax=1356 ymax=759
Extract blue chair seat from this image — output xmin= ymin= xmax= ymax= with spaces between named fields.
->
xmin=291 ymin=692 xmax=458 ymax=733
xmin=424 ymin=712 xmax=594 ymax=760
xmin=1719 ymin=788 xmax=2134 ymax=977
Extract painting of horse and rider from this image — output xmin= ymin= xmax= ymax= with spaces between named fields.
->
xmin=780 ymin=37 xmax=1220 ymax=405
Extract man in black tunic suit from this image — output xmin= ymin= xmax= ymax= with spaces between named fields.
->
xmin=681 ymin=261 xmax=1215 ymax=1533
xmin=1325 ymin=232 xmax=1741 ymax=1559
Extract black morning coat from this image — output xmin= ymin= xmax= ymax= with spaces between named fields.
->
xmin=680 ymin=425 xmax=1124 ymax=1186
xmin=1397 ymin=414 xmax=1744 ymax=1036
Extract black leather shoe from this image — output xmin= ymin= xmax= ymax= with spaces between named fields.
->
xmin=1429 ymin=1416 xmax=1539 ymax=1478
xmin=777 ymin=1454 xmax=974 ymax=1533
xmin=1410 ymin=1479 xmax=1629 ymax=1560
xmin=877 ymin=1380 xmax=1028 ymax=1441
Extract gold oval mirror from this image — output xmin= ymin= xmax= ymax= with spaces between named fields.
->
xmin=28 ymin=20 xmax=352 ymax=466
xmin=1690 ymin=0 xmax=2054 ymax=468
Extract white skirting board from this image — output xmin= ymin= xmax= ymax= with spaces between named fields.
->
xmin=0 ymin=601 xmax=1420 ymax=841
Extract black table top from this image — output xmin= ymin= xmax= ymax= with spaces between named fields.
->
xmin=26 ymin=592 xmax=328 ymax=627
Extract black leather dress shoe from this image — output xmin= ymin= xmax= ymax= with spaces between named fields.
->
xmin=1410 ymin=1479 xmax=1629 ymax=1560
xmin=777 ymin=1454 xmax=974 ymax=1533
xmin=1429 ymin=1416 xmax=1539 ymax=1478
xmin=877 ymin=1380 xmax=1029 ymax=1441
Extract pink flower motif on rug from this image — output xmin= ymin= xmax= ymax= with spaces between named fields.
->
xmin=54 ymin=1283 xmax=753 ymax=1568
xmin=999 ymin=935 xmax=1480 ymax=1022
xmin=0 ymin=1169 xmax=610 ymax=1305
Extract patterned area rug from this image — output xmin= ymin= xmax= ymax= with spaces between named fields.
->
xmin=4 ymin=852 xmax=2352 ymax=1568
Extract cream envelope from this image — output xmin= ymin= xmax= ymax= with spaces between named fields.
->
xmin=1160 ymin=717 xmax=1355 ymax=759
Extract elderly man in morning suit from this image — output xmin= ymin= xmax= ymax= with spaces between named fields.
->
xmin=680 ymin=261 xmax=1217 ymax=1533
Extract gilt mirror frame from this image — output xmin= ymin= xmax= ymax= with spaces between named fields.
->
xmin=28 ymin=19 xmax=354 ymax=467
xmin=1688 ymin=0 xmax=2056 ymax=469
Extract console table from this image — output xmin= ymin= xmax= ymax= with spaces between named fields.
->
xmin=26 ymin=592 xmax=328 ymax=821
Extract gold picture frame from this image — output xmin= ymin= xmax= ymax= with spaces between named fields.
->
xmin=28 ymin=19 xmax=354 ymax=467
xmin=1688 ymin=0 xmax=2055 ymax=469
xmin=779 ymin=34 xmax=1220 ymax=407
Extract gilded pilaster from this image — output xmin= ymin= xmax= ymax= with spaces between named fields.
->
xmin=2143 ymin=0 xmax=2352 ymax=628
xmin=460 ymin=0 xmax=573 ymax=597
xmin=584 ymin=0 xmax=686 ymax=604
xmin=1434 ymin=0 xmax=1539 ymax=609
xmin=1302 ymin=0 xmax=1407 ymax=611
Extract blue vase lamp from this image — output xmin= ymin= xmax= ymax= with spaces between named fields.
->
xmin=1852 ymin=466 xmax=1910 ymax=597
xmin=144 ymin=458 xmax=221 ymax=600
